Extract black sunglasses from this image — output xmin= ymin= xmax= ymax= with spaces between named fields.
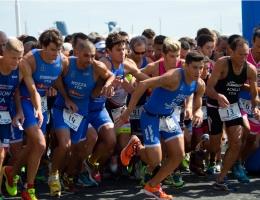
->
xmin=133 ymin=49 xmax=146 ymax=55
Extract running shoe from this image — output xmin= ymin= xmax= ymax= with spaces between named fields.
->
xmin=144 ymin=182 xmax=172 ymax=199
xmin=120 ymin=135 xmax=140 ymax=166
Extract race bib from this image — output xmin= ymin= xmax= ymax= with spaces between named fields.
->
xmin=63 ymin=109 xmax=83 ymax=131
xmin=0 ymin=111 xmax=11 ymax=124
xmin=218 ymin=103 xmax=241 ymax=121
xmin=202 ymin=106 xmax=207 ymax=120
xmin=130 ymin=105 xmax=143 ymax=120
xmin=159 ymin=116 xmax=178 ymax=132
xmin=34 ymin=96 xmax=48 ymax=114
xmin=173 ymin=106 xmax=181 ymax=122
xmin=239 ymin=98 xmax=253 ymax=114
xmin=111 ymin=106 xmax=125 ymax=121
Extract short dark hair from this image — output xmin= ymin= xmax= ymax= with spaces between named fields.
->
xmin=154 ymin=35 xmax=166 ymax=45
xmin=118 ymin=31 xmax=128 ymax=37
xmin=227 ymin=34 xmax=242 ymax=45
xmin=179 ymin=37 xmax=196 ymax=48
xmin=230 ymin=37 xmax=249 ymax=51
xmin=39 ymin=29 xmax=63 ymax=48
xmin=106 ymin=33 xmax=125 ymax=50
xmin=196 ymin=28 xmax=212 ymax=39
xmin=71 ymin=32 xmax=88 ymax=46
xmin=64 ymin=34 xmax=72 ymax=43
xmin=197 ymin=34 xmax=214 ymax=48
xmin=142 ymin=29 xmax=156 ymax=39
xmin=180 ymin=40 xmax=190 ymax=50
xmin=253 ymin=29 xmax=260 ymax=41
xmin=23 ymin=36 xmax=37 ymax=45
xmin=216 ymin=35 xmax=228 ymax=46
xmin=185 ymin=50 xmax=205 ymax=65
xmin=17 ymin=34 xmax=28 ymax=42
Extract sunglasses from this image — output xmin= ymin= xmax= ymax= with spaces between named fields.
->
xmin=133 ymin=49 xmax=146 ymax=55
xmin=96 ymin=48 xmax=106 ymax=54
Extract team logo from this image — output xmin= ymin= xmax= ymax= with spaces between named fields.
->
xmin=40 ymin=64 xmax=45 ymax=72
xmin=69 ymin=89 xmax=84 ymax=97
xmin=83 ymin=72 xmax=89 ymax=76
xmin=71 ymin=71 xmax=76 ymax=78
xmin=37 ymin=83 xmax=49 ymax=89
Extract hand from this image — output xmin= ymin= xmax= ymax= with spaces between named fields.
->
xmin=192 ymin=109 xmax=203 ymax=126
xmin=112 ymin=75 xmax=123 ymax=88
xmin=65 ymin=98 xmax=78 ymax=113
xmin=101 ymin=84 xmax=114 ymax=98
xmin=184 ymin=106 xmax=193 ymax=120
xmin=253 ymin=107 xmax=260 ymax=121
xmin=35 ymin=110 xmax=44 ymax=128
xmin=217 ymin=94 xmax=230 ymax=108
xmin=121 ymin=78 xmax=136 ymax=94
xmin=45 ymin=87 xmax=57 ymax=96
xmin=114 ymin=109 xmax=131 ymax=127
xmin=12 ymin=111 xmax=25 ymax=127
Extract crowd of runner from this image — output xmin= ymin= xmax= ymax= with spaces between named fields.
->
xmin=0 ymin=25 xmax=260 ymax=200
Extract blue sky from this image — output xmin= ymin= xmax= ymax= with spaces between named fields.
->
xmin=0 ymin=0 xmax=242 ymax=39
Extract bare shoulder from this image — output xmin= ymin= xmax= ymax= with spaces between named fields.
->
xmin=123 ymin=58 xmax=136 ymax=67
xmin=99 ymin=57 xmax=111 ymax=68
xmin=214 ymin=56 xmax=229 ymax=70
xmin=62 ymin=54 xmax=69 ymax=66
xmin=93 ymin=59 xmax=106 ymax=69
xmin=23 ymin=50 xmax=35 ymax=67
xmin=246 ymin=61 xmax=257 ymax=78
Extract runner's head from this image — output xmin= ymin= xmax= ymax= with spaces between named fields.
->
xmin=216 ymin=35 xmax=228 ymax=53
xmin=142 ymin=29 xmax=156 ymax=45
xmin=145 ymin=43 xmax=153 ymax=58
xmin=162 ymin=37 xmax=180 ymax=68
xmin=24 ymin=41 xmax=36 ymax=55
xmin=179 ymin=37 xmax=196 ymax=50
xmin=252 ymin=29 xmax=260 ymax=57
xmin=106 ymin=33 xmax=126 ymax=63
xmin=230 ymin=37 xmax=249 ymax=66
xmin=195 ymin=28 xmax=211 ymax=41
xmin=39 ymin=29 xmax=63 ymax=60
xmin=119 ymin=31 xmax=129 ymax=43
xmin=71 ymin=32 xmax=88 ymax=55
xmin=3 ymin=39 xmax=23 ymax=70
xmin=227 ymin=34 xmax=241 ymax=56
xmin=179 ymin=40 xmax=190 ymax=59
xmin=201 ymin=56 xmax=210 ymax=79
xmin=197 ymin=34 xmax=214 ymax=57
xmin=0 ymin=31 xmax=8 ymax=56
xmin=185 ymin=50 xmax=204 ymax=81
xmin=94 ymin=37 xmax=107 ymax=60
xmin=153 ymin=35 xmax=166 ymax=61
xmin=76 ymin=40 xmax=95 ymax=68
xmin=130 ymin=35 xmax=147 ymax=62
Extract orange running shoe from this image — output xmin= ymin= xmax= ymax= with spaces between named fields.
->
xmin=120 ymin=135 xmax=140 ymax=166
xmin=144 ymin=182 xmax=173 ymax=200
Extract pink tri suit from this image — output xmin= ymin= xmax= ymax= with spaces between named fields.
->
xmin=239 ymin=49 xmax=260 ymax=134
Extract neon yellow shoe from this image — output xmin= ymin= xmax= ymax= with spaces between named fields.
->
xmin=3 ymin=166 xmax=19 ymax=196
xmin=21 ymin=188 xmax=38 ymax=200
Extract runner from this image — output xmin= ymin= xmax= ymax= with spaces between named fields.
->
xmin=116 ymin=50 xmax=205 ymax=199
xmin=4 ymin=29 xmax=75 ymax=200
xmin=49 ymin=40 xmax=116 ymax=196
xmin=196 ymin=37 xmax=260 ymax=191
xmin=0 ymin=39 xmax=24 ymax=200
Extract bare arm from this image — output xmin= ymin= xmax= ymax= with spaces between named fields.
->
xmin=19 ymin=58 xmax=43 ymax=127
xmin=206 ymin=58 xmax=229 ymax=107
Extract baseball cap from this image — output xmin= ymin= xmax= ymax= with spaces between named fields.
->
xmin=62 ymin=42 xmax=72 ymax=51
xmin=95 ymin=41 xmax=105 ymax=49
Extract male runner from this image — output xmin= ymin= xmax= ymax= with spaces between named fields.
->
xmin=0 ymin=39 xmax=24 ymax=200
xmin=197 ymin=37 xmax=260 ymax=191
xmin=116 ymin=50 xmax=205 ymax=199
xmin=4 ymin=29 xmax=76 ymax=200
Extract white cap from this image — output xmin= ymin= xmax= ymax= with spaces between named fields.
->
xmin=62 ymin=43 xmax=72 ymax=51
xmin=95 ymin=41 xmax=105 ymax=49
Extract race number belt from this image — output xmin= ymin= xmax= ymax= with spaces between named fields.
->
xmin=218 ymin=103 xmax=241 ymax=121
xmin=0 ymin=111 xmax=11 ymax=124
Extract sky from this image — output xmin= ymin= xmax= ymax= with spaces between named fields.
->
xmin=0 ymin=0 xmax=243 ymax=39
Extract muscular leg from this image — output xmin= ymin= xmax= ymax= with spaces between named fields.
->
xmin=50 ymin=128 xmax=71 ymax=174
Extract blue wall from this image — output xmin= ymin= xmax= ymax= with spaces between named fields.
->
xmin=242 ymin=1 xmax=260 ymax=46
